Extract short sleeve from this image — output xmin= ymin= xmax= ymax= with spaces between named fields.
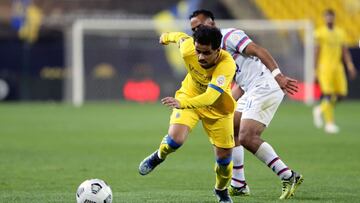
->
xmin=223 ymin=29 xmax=252 ymax=53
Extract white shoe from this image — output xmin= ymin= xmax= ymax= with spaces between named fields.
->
xmin=324 ymin=123 xmax=340 ymax=134
xmin=312 ymin=106 xmax=323 ymax=128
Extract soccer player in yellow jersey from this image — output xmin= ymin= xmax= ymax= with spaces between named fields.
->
xmin=139 ymin=26 xmax=236 ymax=203
xmin=313 ymin=9 xmax=357 ymax=134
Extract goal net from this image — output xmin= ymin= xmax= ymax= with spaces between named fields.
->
xmin=65 ymin=19 xmax=314 ymax=106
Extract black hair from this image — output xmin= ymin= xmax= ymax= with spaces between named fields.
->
xmin=189 ymin=9 xmax=215 ymax=21
xmin=192 ymin=26 xmax=222 ymax=50
xmin=324 ymin=9 xmax=335 ymax=16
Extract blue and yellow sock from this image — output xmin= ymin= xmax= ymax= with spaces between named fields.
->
xmin=215 ymin=156 xmax=233 ymax=190
xmin=158 ymin=134 xmax=182 ymax=160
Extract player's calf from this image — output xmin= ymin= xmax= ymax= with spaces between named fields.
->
xmin=158 ymin=134 xmax=182 ymax=159
xmin=139 ymin=134 xmax=182 ymax=175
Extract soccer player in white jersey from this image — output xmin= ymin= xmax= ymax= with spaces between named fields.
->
xmin=189 ymin=9 xmax=303 ymax=200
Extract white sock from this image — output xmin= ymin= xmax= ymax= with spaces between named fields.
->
xmin=255 ymin=142 xmax=292 ymax=180
xmin=231 ymin=146 xmax=246 ymax=187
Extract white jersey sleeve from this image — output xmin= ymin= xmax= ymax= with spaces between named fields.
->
xmin=221 ymin=28 xmax=271 ymax=92
xmin=222 ymin=29 xmax=252 ymax=54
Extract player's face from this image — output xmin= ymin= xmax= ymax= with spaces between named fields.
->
xmin=194 ymin=42 xmax=219 ymax=69
xmin=325 ymin=13 xmax=335 ymax=25
xmin=190 ymin=14 xmax=215 ymax=32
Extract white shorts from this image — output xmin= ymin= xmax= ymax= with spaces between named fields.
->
xmin=236 ymin=78 xmax=284 ymax=127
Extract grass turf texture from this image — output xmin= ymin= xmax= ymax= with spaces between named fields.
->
xmin=0 ymin=101 xmax=360 ymax=203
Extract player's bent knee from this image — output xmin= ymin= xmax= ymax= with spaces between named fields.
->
xmin=215 ymin=147 xmax=232 ymax=159
xmin=168 ymin=124 xmax=189 ymax=144
xmin=238 ymin=128 xmax=254 ymax=146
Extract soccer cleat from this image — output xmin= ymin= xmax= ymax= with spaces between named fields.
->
xmin=228 ymin=184 xmax=250 ymax=196
xmin=312 ymin=106 xmax=323 ymax=128
xmin=138 ymin=151 xmax=164 ymax=175
xmin=214 ymin=188 xmax=233 ymax=203
xmin=324 ymin=123 xmax=340 ymax=134
xmin=279 ymin=171 xmax=304 ymax=200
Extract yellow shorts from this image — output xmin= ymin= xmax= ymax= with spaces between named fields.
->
xmin=169 ymin=108 xmax=234 ymax=149
xmin=317 ymin=66 xmax=347 ymax=96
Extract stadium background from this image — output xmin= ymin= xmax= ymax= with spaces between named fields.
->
xmin=0 ymin=0 xmax=360 ymax=202
xmin=0 ymin=0 xmax=359 ymax=101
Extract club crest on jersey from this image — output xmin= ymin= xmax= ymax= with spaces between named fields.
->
xmin=216 ymin=75 xmax=226 ymax=86
xmin=230 ymin=33 xmax=241 ymax=42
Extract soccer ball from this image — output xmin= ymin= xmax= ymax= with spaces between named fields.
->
xmin=76 ymin=179 xmax=113 ymax=203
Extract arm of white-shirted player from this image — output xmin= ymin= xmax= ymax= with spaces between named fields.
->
xmin=244 ymin=41 xmax=298 ymax=94
xmin=244 ymin=42 xmax=279 ymax=73
xmin=225 ymin=30 xmax=279 ymax=73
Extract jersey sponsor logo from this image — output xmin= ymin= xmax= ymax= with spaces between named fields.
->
xmin=195 ymin=81 xmax=207 ymax=91
xmin=189 ymin=64 xmax=212 ymax=81
xmin=216 ymin=75 xmax=226 ymax=86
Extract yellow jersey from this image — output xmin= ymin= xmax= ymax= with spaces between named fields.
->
xmin=315 ymin=26 xmax=346 ymax=70
xmin=162 ymin=32 xmax=236 ymax=118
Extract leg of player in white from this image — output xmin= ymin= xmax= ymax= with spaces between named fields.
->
xmin=233 ymin=80 xmax=303 ymax=199
xmin=228 ymin=110 xmax=250 ymax=196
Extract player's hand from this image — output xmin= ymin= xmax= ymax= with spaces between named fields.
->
xmin=161 ymin=97 xmax=180 ymax=108
xmin=159 ymin=33 xmax=169 ymax=45
xmin=275 ymin=74 xmax=298 ymax=95
xmin=231 ymin=83 xmax=244 ymax=101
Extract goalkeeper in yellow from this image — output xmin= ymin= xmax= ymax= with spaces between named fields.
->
xmin=313 ymin=9 xmax=357 ymax=134
xmin=139 ymin=26 xmax=236 ymax=203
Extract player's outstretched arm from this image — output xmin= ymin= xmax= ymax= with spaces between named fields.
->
xmin=159 ymin=32 xmax=190 ymax=45
xmin=161 ymin=87 xmax=221 ymax=109
xmin=244 ymin=42 xmax=298 ymax=95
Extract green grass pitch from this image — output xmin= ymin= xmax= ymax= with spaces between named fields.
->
xmin=1 ymin=101 xmax=360 ymax=202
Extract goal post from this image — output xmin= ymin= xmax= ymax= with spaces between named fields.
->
xmin=65 ymin=19 xmax=314 ymax=107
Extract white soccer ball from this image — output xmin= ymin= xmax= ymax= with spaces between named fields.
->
xmin=76 ymin=179 xmax=113 ymax=203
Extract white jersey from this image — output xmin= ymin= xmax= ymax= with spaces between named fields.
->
xmin=221 ymin=28 xmax=284 ymax=126
xmin=220 ymin=28 xmax=273 ymax=92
